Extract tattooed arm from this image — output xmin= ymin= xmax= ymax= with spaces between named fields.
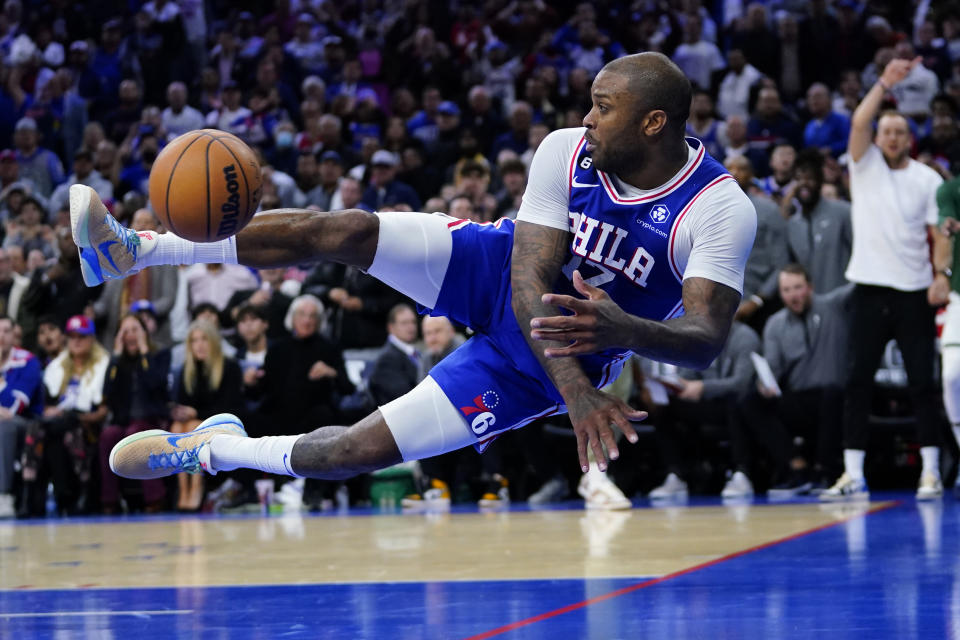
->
xmin=531 ymin=272 xmax=740 ymax=370
xmin=511 ymin=221 xmax=646 ymax=473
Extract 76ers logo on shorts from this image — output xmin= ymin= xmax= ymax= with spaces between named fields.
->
xmin=649 ymin=204 xmax=670 ymax=224
xmin=460 ymin=391 xmax=500 ymax=435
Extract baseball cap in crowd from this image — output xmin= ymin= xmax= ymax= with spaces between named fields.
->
xmin=73 ymin=149 xmax=93 ymax=163
xmin=296 ymin=12 xmax=316 ymax=25
xmin=356 ymin=87 xmax=379 ymax=104
xmin=437 ymin=101 xmax=460 ymax=117
xmin=371 ymin=150 xmax=398 ymax=167
xmin=130 ymin=299 xmax=157 ymax=316
xmin=223 ymin=79 xmax=241 ymax=92
xmin=321 ymin=35 xmax=343 ymax=48
xmin=69 ymin=40 xmax=89 ymax=53
xmin=320 ymin=150 xmax=343 ymax=165
xmin=103 ymin=18 xmax=123 ymax=31
xmin=65 ymin=315 xmax=95 ymax=336
xmin=0 ymin=149 xmax=15 ymax=162
xmin=14 ymin=117 xmax=36 ymax=132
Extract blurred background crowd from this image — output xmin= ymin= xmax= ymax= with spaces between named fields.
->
xmin=0 ymin=0 xmax=953 ymax=518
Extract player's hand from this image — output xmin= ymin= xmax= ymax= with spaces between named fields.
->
xmin=928 ymin=273 xmax=950 ymax=307
xmin=735 ymin=298 xmax=760 ymax=320
xmin=564 ymin=382 xmax=647 ymax=472
xmin=530 ymin=270 xmax=630 ymax=357
xmin=880 ymin=56 xmax=921 ymax=89
xmin=328 ymin=287 xmax=349 ymax=306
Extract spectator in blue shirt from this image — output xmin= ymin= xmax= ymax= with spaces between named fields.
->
xmin=0 ymin=315 xmax=43 ymax=517
xmin=362 ymin=150 xmax=421 ymax=211
xmin=803 ymin=83 xmax=851 ymax=157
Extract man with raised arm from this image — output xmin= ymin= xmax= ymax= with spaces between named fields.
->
xmin=75 ymin=53 xmax=756 ymax=492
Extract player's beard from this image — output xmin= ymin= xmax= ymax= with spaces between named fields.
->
xmin=592 ymin=136 xmax=647 ymax=178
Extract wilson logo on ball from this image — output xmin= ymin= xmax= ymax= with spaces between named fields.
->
xmin=218 ymin=164 xmax=241 ymax=236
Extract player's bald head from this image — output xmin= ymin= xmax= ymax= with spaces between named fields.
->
xmin=600 ymin=53 xmax=691 ymax=134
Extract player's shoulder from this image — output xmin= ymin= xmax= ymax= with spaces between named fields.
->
xmin=538 ymin=127 xmax=588 ymax=156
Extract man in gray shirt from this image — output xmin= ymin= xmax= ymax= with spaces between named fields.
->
xmin=725 ymin=155 xmax=789 ymax=331
xmin=783 ymin=150 xmax=852 ymax=293
xmin=762 ymin=264 xmax=852 ymax=487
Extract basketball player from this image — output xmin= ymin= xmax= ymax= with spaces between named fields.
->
xmin=75 ymin=53 xmax=757 ymax=488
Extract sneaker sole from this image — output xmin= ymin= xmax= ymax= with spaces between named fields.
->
xmin=69 ymin=184 xmax=93 ymax=248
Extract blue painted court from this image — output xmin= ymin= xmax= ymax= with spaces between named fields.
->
xmin=1 ymin=495 xmax=957 ymax=639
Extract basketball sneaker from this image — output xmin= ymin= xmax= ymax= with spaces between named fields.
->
xmin=109 ymin=413 xmax=247 ymax=480
xmin=578 ymin=469 xmax=631 ymax=510
xmin=819 ymin=472 xmax=870 ymax=501
xmin=916 ymin=472 xmax=944 ymax=500
xmin=70 ymin=184 xmax=157 ymax=286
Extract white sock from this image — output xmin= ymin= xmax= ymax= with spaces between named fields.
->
xmin=920 ymin=446 xmax=940 ymax=478
xmin=139 ymin=233 xmax=238 ymax=267
xmin=844 ymin=449 xmax=865 ymax=481
xmin=209 ymin=434 xmax=302 ymax=477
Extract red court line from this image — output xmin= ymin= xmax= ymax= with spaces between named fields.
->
xmin=463 ymin=500 xmax=901 ymax=640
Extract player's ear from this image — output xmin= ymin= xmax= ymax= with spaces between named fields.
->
xmin=642 ymin=110 xmax=668 ymax=136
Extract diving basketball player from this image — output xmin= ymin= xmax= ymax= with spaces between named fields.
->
xmin=74 ymin=53 xmax=757 ymax=487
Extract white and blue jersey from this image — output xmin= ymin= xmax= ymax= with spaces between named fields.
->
xmin=420 ymin=128 xmax=755 ymax=451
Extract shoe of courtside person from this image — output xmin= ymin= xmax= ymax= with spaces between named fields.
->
xmin=916 ymin=472 xmax=943 ymax=500
xmin=720 ymin=470 xmax=754 ymax=499
xmin=819 ymin=472 xmax=870 ymax=501
xmin=648 ymin=472 xmax=688 ymax=500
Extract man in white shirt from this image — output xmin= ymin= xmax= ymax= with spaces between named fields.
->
xmin=717 ymin=49 xmax=763 ymax=119
xmin=161 ymin=82 xmax=205 ymax=140
xmin=671 ymin=14 xmax=725 ymax=91
xmin=822 ymin=56 xmax=950 ymax=502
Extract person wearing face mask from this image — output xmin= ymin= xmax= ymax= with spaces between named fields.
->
xmin=267 ymin=123 xmax=299 ymax=177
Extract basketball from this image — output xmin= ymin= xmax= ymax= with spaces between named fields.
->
xmin=148 ymin=129 xmax=263 ymax=243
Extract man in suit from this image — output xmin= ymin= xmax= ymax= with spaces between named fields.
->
xmin=649 ymin=321 xmax=799 ymax=500
xmin=368 ymin=304 xmax=421 ymax=406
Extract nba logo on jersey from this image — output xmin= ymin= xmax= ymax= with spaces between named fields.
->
xmin=649 ymin=204 xmax=670 ymax=224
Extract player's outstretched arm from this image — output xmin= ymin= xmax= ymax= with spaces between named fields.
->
xmin=511 ymin=221 xmax=646 ymax=473
xmin=531 ymin=271 xmax=739 ymax=370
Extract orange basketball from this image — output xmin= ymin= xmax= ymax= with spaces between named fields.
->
xmin=148 ymin=129 xmax=263 ymax=243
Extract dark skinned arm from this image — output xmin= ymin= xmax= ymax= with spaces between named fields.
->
xmin=511 ymin=221 xmax=646 ymax=473
xmin=531 ymin=270 xmax=741 ymax=369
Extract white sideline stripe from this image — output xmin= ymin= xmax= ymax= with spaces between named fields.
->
xmin=0 ymin=609 xmax=193 ymax=618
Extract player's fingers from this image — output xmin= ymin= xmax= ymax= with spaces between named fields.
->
xmin=575 ymin=429 xmax=589 ymax=473
xmin=530 ymin=314 xmax=580 ymax=331
xmin=571 ymin=270 xmax=601 ymax=299
xmin=531 ymin=328 xmax=595 ymax=341
xmin=598 ymin=423 xmax=619 ymax=461
xmin=543 ymin=341 xmax=597 ymax=358
xmin=610 ymin=408 xmax=640 ymax=444
xmin=540 ymin=293 xmax=587 ymax=311
xmin=590 ymin=426 xmax=608 ymax=471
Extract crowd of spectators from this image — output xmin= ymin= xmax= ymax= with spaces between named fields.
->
xmin=0 ymin=0 xmax=956 ymax=516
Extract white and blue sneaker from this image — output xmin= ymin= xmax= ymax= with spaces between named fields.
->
xmin=109 ymin=413 xmax=247 ymax=480
xmin=69 ymin=184 xmax=157 ymax=286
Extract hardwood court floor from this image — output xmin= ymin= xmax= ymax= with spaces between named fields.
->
xmin=0 ymin=495 xmax=953 ymax=639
